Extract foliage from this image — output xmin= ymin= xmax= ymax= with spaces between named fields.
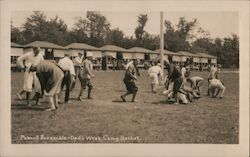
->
xmin=11 ymin=12 xmax=239 ymax=67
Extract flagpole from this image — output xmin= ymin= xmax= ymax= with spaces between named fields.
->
xmin=160 ymin=12 xmax=164 ymax=76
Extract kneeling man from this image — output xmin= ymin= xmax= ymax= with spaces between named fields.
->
xmin=208 ymin=79 xmax=226 ymax=99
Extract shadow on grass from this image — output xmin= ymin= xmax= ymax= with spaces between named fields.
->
xmin=11 ymin=104 xmax=48 ymax=111
xmin=112 ymin=99 xmax=126 ymax=103
xmin=152 ymin=100 xmax=188 ymax=106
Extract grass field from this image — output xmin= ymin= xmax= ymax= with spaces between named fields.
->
xmin=11 ymin=70 xmax=239 ymax=144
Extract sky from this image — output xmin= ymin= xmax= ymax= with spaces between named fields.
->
xmin=11 ymin=11 xmax=238 ymax=39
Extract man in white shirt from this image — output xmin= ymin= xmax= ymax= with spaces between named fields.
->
xmin=58 ymin=53 xmax=75 ymax=103
xmin=71 ymin=52 xmax=84 ymax=90
xmin=148 ymin=62 xmax=163 ymax=93
xmin=186 ymin=76 xmax=204 ymax=95
xmin=16 ymin=47 xmax=44 ymax=106
xmin=207 ymin=64 xmax=219 ymax=95
xmin=78 ymin=51 xmax=94 ymax=101
xmin=208 ymin=79 xmax=225 ymax=99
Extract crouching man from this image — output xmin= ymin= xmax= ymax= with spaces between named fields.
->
xmin=30 ymin=60 xmax=64 ymax=111
xmin=208 ymin=79 xmax=226 ymax=99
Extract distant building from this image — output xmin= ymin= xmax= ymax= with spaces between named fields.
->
xmin=11 ymin=42 xmax=24 ymax=70
xmin=24 ymin=41 xmax=67 ymax=61
xmin=65 ymin=43 xmax=102 ymax=69
xmin=99 ymin=45 xmax=132 ymax=70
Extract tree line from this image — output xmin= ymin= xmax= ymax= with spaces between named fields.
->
xmin=11 ymin=11 xmax=239 ymax=68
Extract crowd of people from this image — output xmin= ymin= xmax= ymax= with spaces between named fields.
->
xmin=15 ymin=47 xmax=225 ymax=111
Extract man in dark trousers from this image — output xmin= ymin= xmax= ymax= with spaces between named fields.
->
xmin=58 ymin=53 xmax=75 ymax=104
xmin=165 ymin=59 xmax=182 ymax=104
xmin=120 ymin=60 xmax=140 ymax=102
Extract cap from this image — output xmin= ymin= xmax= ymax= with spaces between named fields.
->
xmin=86 ymin=51 xmax=93 ymax=57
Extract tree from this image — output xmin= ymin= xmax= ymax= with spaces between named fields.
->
xmin=22 ymin=11 xmax=48 ymax=43
xmin=74 ymin=11 xmax=111 ymax=47
xmin=21 ymin=11 xmax=69 ymax=46
xmin=46 ymin=16 xmax=68 ymax=46
xmin=221 ymin=34 xmax=239 ymax=67
xmin=11 ymin=21 xmax=25 ymax=44
xmin=105 ymin=28 xmax=125 ymax=47
xmin=134 ymin=14 xmax=148 ymax=46
xmin=164 ymin=17 xmax=206 ymax=52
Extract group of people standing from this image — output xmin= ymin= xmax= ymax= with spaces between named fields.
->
xmin=16 ymin=47 xmax=94 ymax=111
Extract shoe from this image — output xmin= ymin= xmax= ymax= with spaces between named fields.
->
xmin=78 ymin=97 xmax=84 ymax=102
xmin=65 ymin=101 xmax=71 ymax=104
xmin=219 ymin=96 xmax=223 ymax=99
xmin=174 ymin=102 xmax=179 ymax=105
xmin=120 ymin=96 xmax=126 ymax=102
xmin=87 ymin=97 xmax=94 ymax=100
xmin=17 ymin=94 xmax=22 ymax=100
xmin=45 ymin=108 xmax=56 ymax=111
xmin=131 ymin=100 xmax=137 ymax=102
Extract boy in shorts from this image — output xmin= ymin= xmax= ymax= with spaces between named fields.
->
xmin=78 ymin=51 xmax=94 ymax=101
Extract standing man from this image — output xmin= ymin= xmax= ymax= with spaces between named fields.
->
xmin=58 ymin=53 xmax=75 ymax=104
xmin=78 ymin=51 xmax=95 ymax=101
xmin=16 ymin=47 xmax=44 ymax=106
xmin=120 ymin=60 xmax=140 ymax=102
xmin=165 ymin=59 xmax=182 ymax=104
xmin=207 ymin=64 xmax=219 ymax=95
xmin=29 ymin=60 xmax=64 ymax=111
xmin=148 ymin=62 xmax=163 ymax=93
xmin=71 ymin=52 xmax=84 ymax=90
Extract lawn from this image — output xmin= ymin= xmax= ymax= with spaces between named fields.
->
xmin=11 ymin=70 xmax=239 ymax=144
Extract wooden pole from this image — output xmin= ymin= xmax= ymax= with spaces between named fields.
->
xmin=160 ymin=12 xmax=164 ymax=76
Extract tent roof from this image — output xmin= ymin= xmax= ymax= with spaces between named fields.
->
xmin=129 ymin=47 xmax=153 ymax=53
xmin=11 ymin=42 xmax=25 ymax=48
xmin=177 ymin=51 xmax=200 ymax=57
xmin=65 ymin=43 xmax=100 ymax=51
xmin=153 ymin=49 xmax=176 ymax=55
xmin=25 ymin=41 xmax=66 ymax=50
xmin=99 ymin=45 xmax=130 ymax=52
xmin=196 ymin=53 xmax=217 ymax=59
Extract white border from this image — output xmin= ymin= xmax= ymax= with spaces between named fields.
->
xmin=0 ymin=0 xmax=249 ymax=157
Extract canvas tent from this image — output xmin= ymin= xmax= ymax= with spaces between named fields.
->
xmin=65 ymin=43 xmax=101 ymax=58
xmin=24 ymin=41 xmax=67 ymax=59
xmin=129 ymin=47 xmax=153 ymax=60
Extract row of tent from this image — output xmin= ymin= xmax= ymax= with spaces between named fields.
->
xmin=11 ymin=41 xmax=217 ymax=64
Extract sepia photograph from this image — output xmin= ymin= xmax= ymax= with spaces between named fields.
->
xmin=10 ymin=10 xmax=239 ymax=144
xmin=0 ymin=0 xmax=249 ymax=157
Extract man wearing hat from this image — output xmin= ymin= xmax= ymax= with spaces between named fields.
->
xmin=147 ymin=62 xmax=163 ymax=93
xmin=58 ymin=52 xmax=75 ymax=103
xmin=78 ymin=51 xmax=95 ymax=101
xmin=16 ymin=47 xmax=44 ymax=106
xmin=71 ymin=52 xmax=84 ymax=90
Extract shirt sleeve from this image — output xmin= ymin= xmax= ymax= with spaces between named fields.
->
xmin=17 ymin=52 xmax=31 ymax=68
xmin=74 ymin=57 xmax=82 ymax=66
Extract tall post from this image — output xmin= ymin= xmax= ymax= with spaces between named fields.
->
xmin=160 ymin=12 xmax=164 ymax=75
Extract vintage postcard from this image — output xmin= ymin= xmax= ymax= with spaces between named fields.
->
xmin=0 ymin=0 xmax=249 ymax=157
